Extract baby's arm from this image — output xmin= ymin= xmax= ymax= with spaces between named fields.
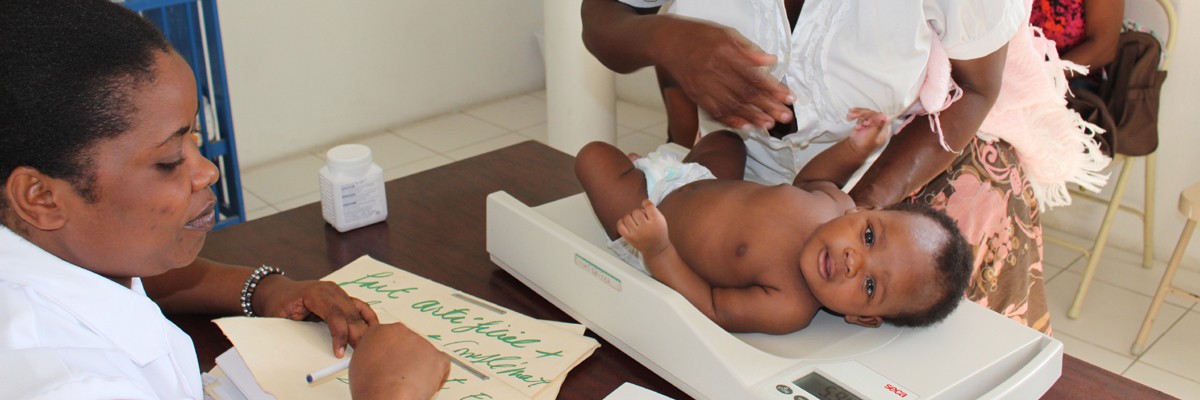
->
xmin=793 ymin=108 xmax=891 ymax=190
xmin=621 ymin=200 xmax=819 ymax=334
xmin=619 ymin=201 xmax=718 ymax=319
xmin=618 ymin=199 xmax=675 ymax=264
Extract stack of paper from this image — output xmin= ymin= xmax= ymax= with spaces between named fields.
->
xmin=211 ymin=256 xmax=599 ymax=399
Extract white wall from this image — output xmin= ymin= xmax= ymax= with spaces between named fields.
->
xmin=215 ymin=1 xmax=544 ymax=168
xmin=615 ymin=1 xmax=1200 ymax=269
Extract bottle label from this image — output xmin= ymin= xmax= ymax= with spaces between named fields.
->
xmin=319 ymin=169 xmax=387 ymax=231
xmin=337 ymin=177 xmax=385 ymax=224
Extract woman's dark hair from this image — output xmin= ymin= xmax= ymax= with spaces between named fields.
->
xmin=881 ymin=202 xmax=974 ymax=328
xmin=0 ymin=0 xmax=173 ymax=220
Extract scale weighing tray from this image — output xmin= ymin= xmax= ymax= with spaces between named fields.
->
xmin=486 ymin=192 xmax=1062 ymax=399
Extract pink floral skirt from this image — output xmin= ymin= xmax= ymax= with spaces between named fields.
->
xmin=903 ymin=139 xmax=1051 ymax=334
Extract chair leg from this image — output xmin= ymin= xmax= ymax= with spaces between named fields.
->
xmin=1131 ymin=219 xmax=1195 ymax=355
xmin=1143 ymin=153 xmax=1157 ymax=269
xmin=1068 ymin=159 xmax=1135 ymax=319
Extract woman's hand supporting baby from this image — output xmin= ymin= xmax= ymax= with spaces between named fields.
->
xmin=580 ymin=0 xmax=793 ymax=131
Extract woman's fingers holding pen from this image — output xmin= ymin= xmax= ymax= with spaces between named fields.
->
xmin=309 ymin=286 xmax=379 ymax=358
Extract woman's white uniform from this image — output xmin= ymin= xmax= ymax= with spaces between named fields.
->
xmin=0 ymin=227 xmax=203 ymax=399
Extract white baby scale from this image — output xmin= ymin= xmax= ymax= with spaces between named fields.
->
xmin=486 ymin=190 xmax=1063 ymax=400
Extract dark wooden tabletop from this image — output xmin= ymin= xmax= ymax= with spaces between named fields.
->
xmin=185 ymin=140 xmax=1172 ymax=399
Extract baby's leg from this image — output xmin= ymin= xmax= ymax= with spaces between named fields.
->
xmin=656 ymin=67 xmax=700 ymax=148
xmin=682 ymin=130 xmax=745 ymax=180
xmin=575 ymin=141 xmax=651 ymax=240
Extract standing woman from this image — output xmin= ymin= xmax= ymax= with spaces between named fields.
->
xmin=581 ymin=0 xmax=1107 ymax=333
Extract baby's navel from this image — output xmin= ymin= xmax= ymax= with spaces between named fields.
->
xmin=735 ymin=243 xmax=749 ymax=257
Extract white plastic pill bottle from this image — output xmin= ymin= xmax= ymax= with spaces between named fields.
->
xmin=319 ymin=144 xmax=387 ymax=232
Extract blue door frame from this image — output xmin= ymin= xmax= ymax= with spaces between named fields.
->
xmin=122 ymin=0 xmax=246 ymax=229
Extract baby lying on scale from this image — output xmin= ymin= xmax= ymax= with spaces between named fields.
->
xmin=575 ymin=109 xmax=973 ymax=334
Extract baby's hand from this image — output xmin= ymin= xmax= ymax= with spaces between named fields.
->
xmin=846 ymin=108 xmax=891 ymax=155
xmin=617 ymin=199 xmax=672 ymax=258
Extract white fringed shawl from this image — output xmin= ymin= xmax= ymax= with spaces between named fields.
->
xmin=909 ymin=18 xmax=1109 ymax=209
xmin=976 ymin=23 xmax=1111 ymax=208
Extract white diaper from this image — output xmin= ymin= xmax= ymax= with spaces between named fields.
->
xmin=607 ymin=151 xmax=716 ymax=275
xmin=633 ymin=151 xmax=716 ymax=204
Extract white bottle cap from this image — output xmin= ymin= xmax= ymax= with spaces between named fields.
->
xmin=326 ymin=144 xmax=373 ymax=176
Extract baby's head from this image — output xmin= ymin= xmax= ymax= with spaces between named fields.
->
xmin=799 ymin=202 xmax=972 ymax=328
xmin=1 ymin=0 xmax=219 ymax=285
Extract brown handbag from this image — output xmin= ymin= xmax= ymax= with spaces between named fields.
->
xmin=1096 ymin=30 xmax=1168 ymax=156
xmin=1067 ymin=88 xmax=1119 ymax=156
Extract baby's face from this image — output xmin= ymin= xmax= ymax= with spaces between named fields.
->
xmin=798 ymin=209 xmax=945 ymax=320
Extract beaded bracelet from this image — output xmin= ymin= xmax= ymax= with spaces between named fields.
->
xmin=240 ymin=265 xmax=284 ymax=317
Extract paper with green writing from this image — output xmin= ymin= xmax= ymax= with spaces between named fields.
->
xmin=214 ymin=255 xmax=599 ymax=399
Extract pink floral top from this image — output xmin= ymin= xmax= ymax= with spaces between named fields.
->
xmin=1030 ymin=0 xmax=1087 ymax=52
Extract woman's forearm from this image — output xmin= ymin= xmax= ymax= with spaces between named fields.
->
xmin=1062 ymin=0 xmax=1124 ymax=73
xmin=581 ymin=0 xmax=664 ymax=73
xmin=847 ymin=117 xmax=964 ymax=208
xmin=849 ymin=45 xmax=1008 ymax=207
xmin=143 ymin=257 xmax=251 ymax=315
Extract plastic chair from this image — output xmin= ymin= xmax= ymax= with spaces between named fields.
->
xmin=1131 ymin=181 xmax=1200 ymax=355
xmin=1050 ymin=0 xmax=1177 ymax=319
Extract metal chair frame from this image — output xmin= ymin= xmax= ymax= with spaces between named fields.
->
xmin=1051 ymin=0 xmax=1177 ymax=319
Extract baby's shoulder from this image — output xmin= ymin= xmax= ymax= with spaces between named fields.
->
xmin=772 ymin=183 xmax=852 ymax=214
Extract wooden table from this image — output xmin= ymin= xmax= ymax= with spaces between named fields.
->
xmin=186 ymin=141 xmax=1171 ymax=399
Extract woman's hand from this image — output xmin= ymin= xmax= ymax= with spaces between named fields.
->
xmin=253 ymin=275 xmax=380 ymax=357
xmin=655 ymin=17 xmax=794 ymax=130
xmin=349 ymin=323 xmax=450 ymax=400
xmin=580 ymin=0 xmax=792 ymax=130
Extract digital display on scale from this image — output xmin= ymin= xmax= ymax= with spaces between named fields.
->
xmin=793 ymin=373 xmax=863 ymax=400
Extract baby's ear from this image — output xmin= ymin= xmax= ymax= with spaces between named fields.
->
xmin=844 ymin=205 xmax=880 ymax=216
xmin=843 ymin=314 xmax=883 ymax=328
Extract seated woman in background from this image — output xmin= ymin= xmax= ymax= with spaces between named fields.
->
xmin=1030 ymin=0 xmax=1125 ymax=89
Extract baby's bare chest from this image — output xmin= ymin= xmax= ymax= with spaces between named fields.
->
xmin=658 ymin=182 xmax=833 ymax=286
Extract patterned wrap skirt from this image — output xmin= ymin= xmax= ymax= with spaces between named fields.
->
xmin=903 ymin=138 xmax=1051 ymax=334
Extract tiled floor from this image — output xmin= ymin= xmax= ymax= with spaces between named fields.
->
xmin=237 ymin=91 xmax=1200 ymax=398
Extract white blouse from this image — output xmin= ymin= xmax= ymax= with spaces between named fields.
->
xmin=616 ymin=0 xmax=1025 ymax=181
xmin=0 ymin=227 xmax=202 ymax=399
